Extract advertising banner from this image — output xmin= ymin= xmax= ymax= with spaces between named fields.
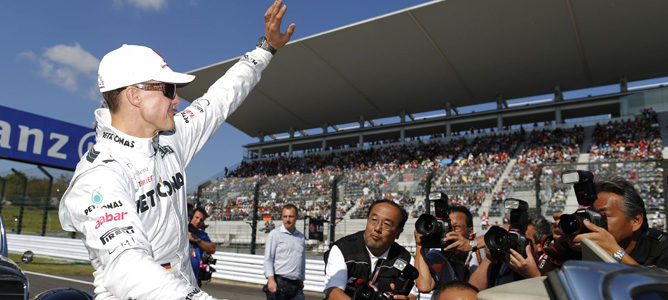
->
xmin=308 ymin=217 xmax=324 ymax=241
xmin=0 ymin=105 xmax=96 ymax=170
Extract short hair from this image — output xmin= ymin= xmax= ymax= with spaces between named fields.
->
xmin=449 ymin=205 xmax=473 ymax=228
xmin=367 ymin=199 xmax=408 ymax=230
xmin=193 ymin=207 xmax=208 ymax=219
xmin=431 ymin=281 xmax=479 ymax=299
xmin=528 ymin=213 xmax=551 ymax=244
xmin=596 ymin=177 xmax=648 ymax=231
xmin=102 ymin=87 xmax=125 ymax=113
xmin=282 ymin=203 xmax=298 ymax=216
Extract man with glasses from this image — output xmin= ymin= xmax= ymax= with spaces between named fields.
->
xmin=414 ymin=206 xmax=483 ymax=293
xmin=58 ymin=1 xmax=295 ymax=299
xmin=324 ymin=200 xmax=417 ymax=300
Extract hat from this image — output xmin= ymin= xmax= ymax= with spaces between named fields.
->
xmin=97 ymin=44 xmax=195 ymax=92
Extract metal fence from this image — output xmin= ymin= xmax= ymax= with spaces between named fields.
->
xmin=0 ymin=166 xmax=73 ymax=238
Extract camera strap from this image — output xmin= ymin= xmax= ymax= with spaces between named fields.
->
xmin=370 ymin=258 xmax=385 ymax=285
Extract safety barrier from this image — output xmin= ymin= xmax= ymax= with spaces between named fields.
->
xmin=6 ymin=233 xmax=326 ymax=292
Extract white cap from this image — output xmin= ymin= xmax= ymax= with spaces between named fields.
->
xmin=97 ymin=44 xmax=195 ymax=92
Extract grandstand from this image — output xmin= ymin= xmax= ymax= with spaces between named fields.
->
xmin=178 ymin=0 xmax=668 ymax=253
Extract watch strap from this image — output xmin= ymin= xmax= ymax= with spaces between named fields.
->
xmin=257 ymin=36 xmax=277 ymax=55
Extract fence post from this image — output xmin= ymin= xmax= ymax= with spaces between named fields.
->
xmin=329 ymin=174 xmax=343 ymax=245
xmin=37 ymin=166 xmax=53 ymax=236
xmin=0 ymin=176 xmax=5 ymax=215
xmin=424 ymin=170 xmax=436 ymax=214
xmin=11 ymin=169 xmax=27 ymax=235
xmin=663 ymin=159 xmax=668 ymax=227
xmin=534 ymin=165 xmax=542 ymax=216
xmin=250 ymin=178 xmax=266 ymax=255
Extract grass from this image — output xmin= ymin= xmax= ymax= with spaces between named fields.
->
xmin=8 ymin=252 xmax=94 ymax=275
xmin=1 ymin=205 xmax=72 ymax=237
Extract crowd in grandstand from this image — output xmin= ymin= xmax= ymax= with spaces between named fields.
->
xmin=195 ymin=109 xmax=665 ymax=240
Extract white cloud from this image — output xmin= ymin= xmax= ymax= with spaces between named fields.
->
xmin=19 ymin=43 xmax=100 ymax=99
xmin=114 ymin=0 xmax=167 ymax=11
xmin=44 ymin=43 xmax=99 ymax=74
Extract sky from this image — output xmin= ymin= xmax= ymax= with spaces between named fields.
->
xmin=2 ymin=0 xmax=668 ymax=194
xmin=0 ymin=0 xmax=439 ymax=193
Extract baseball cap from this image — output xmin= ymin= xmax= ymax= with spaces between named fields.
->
xmin=97 ymin=44 xmax=195 ymax=92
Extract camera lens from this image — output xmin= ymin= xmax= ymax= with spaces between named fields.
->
xmin=559 ymin=214 xmax=582 ymax=235
xmin=415 ymin=214 xmax=440 ymax=236
xmin=484 ymin=226 xmax=509 ymax=251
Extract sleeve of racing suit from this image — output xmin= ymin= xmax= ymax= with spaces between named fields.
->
xmin=59 ymin=166 xmax=218 ymax=300
xmin=172 ymin=48 xmax=273 ymax=167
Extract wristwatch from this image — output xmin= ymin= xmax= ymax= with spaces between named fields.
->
xmin=612 ymin=248 xmax=626 ymax=262
xmin=256 ymin=36 xmax=277 ymax=55
xmin=469 ymin=240 xmax=478 ymax=251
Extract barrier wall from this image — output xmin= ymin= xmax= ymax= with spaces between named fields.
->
xmin=6 ymin=233 xmax=326 ymax=292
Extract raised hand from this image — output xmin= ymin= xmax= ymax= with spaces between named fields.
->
xmin=264 ymin=0 xmax=296 ymax=49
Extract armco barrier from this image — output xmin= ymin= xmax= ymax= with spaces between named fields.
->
xmin=6 ymin=233 xmax=326 ymax=292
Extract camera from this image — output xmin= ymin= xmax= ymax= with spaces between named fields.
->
xmin=415 ymin=192 xmax=452 ymax=248
xmin=352 ymin=258 xmax=418 ymax=300
xmin=484 ymin=199 xmax=530 ymax=261
xmin=558 ymin=170 xmax=607 ymax=236
xmin=201 ymin=252 xmax=217 ymax=265
xmin=199 ymin=252 xmax=217 ymax=281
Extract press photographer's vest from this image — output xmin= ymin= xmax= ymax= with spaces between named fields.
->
xmin=332 ymin=231 xmax=411 ymax=296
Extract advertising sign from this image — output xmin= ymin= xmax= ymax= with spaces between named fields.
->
xmin=0 ymin=105 xmax=96 ymax=170
xmin=308 ymin=217 xmax=324 ymax=241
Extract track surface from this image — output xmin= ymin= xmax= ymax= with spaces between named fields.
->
xmin=26 ymin=272 xmax=324 ymax=300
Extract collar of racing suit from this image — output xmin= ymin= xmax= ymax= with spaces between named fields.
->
xmin=94 ymin=108 xmax=159 ymax=157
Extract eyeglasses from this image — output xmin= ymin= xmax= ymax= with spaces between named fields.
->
xmin=368 ymin=216 xmax=395 ymax=232
xmin=133 ymin=82 xmax=177 ymax=99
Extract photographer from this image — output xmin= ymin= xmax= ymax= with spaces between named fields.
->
xmin=570 ymin=178 xmax=668 ymax=268
xmin=324 ymin=200 xmax=417 ymax=300
xmin=414 ymin=206 xmax=483 ymax=293
xmin=469 ymin=200 xmax=548 ymax=290
xmin=189 ymin=207 xmax=216 ymax=287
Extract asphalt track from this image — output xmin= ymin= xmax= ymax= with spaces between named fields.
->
xmin=25 ymin=272 xmax=324 ymax=299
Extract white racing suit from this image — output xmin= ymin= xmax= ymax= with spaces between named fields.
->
xmin=59 ymin=48 xmax=272 ymax=299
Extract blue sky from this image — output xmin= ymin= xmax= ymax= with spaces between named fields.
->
xmin=2 ymin=0 xmax=668 ymax=193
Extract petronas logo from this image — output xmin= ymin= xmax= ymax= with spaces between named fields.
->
xmin=92 ymin=187 xmax=103 ymax=204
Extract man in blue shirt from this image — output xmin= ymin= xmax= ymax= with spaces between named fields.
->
xmin=189 ymin=207 xmax=216 ymax=286
xmin=264 ymin=203 xmax=306 ymax=300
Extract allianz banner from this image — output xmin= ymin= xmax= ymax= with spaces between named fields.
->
xmin=0 ymin=104 xmax=95 ymax=170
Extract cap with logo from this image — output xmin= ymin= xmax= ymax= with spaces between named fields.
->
xmin=97 ymin=44 xmax=195 ymax=92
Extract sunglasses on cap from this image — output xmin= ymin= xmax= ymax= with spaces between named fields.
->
xmin=133 ymin=82 xmax=177 ymax=99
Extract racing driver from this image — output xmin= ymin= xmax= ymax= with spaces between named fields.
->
xmin=58 ymin=1 xmax=295 ymax=299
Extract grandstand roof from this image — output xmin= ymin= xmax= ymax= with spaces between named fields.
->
xmin=178 ymin=0 xmax=668 ymax=138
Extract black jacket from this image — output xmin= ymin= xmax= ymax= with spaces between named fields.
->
xmin=325 ymin=231 xmax=411 ymax=297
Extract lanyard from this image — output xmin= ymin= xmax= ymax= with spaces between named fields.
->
xmin=370 ymin=258 xmax=385 ymax=284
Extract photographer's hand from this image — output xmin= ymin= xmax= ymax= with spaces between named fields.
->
xmin=572 ymin=220 xmax=619 ymax=255
xmin=388 ymin=283 xmax=416 ymax=299
xmin=413 ymin=230 xmax=436 ymax=293
xmin=507 ymin=245 xmax=541 ymax=278
xmin=443 ymin=232 xmax=472 ymax=253
xmin=188 ymin=232 xmax=196 ymax=243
